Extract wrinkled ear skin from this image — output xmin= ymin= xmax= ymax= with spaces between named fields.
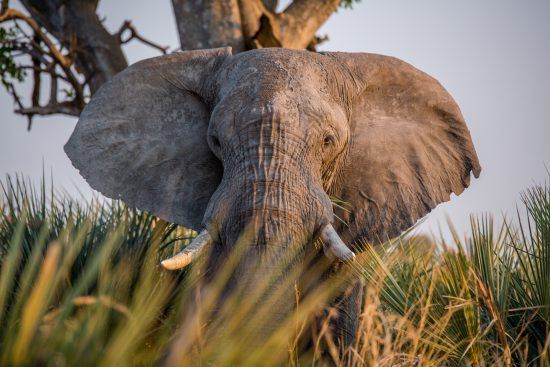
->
xmin=64 ymin=48 xmax=231 ymax=230
xmin=324 ymin=52 xmax=481 ymax=246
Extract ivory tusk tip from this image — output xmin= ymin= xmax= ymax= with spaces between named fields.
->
xmin=344 ymin=251 xmax=356 ymax=262
xmin=336 ymin=248 xmax=355 ymax=262
xmin=160 ymin=255 xmax=192 ymax=270
xmin=320 ymin=224 xmax=356 ymax=262
xmin=160 ymin=229 xmax=212 ymax=271
xmin=160 ymin=259 xmax=178 ymax=271
xmin=160 ymin=260 xmax=171 ymax=270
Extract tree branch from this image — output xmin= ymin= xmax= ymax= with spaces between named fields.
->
xmin=5 ymin=84 xmax=32 ymax=130
xmin=238 ymin=0 xmax=340 ymax=50
xmin=19 ymin=65 xmax=68 ymax=82
xmin=30 ymin=32 xmax=41 ymax=109
xmin=278 ymin=0 xmax=340 ymax=49
xmin=116 ymin=20 xmax=169 ymax=54
xmin=49 ymin=73 xmax=57 ymax=105
xmin=306 ymin=34 xmax=329 ymax=51
xmin=15 ymin=101 xmax=81 ymax=118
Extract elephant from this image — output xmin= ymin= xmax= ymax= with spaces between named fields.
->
xmin=64 ymin=47 xmax=480 ymax=358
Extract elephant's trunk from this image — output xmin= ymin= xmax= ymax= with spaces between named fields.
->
xmin=214 ymin=180 xmax=318 ymax=275
xmin=205 ymin=113 xmax=333 ymax=250
xmin=160 ymin=112 xmax=356 ymax=346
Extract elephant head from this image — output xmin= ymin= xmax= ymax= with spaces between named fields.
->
xmin=65 ymin=46 xmax=480 ymax=323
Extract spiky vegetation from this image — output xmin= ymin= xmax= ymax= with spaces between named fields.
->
xmin=0 ymin=174 xmax=548 ymax=366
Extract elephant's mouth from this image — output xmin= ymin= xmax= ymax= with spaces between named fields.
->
xmin=160 ymin=223 xmax=354 ymax=271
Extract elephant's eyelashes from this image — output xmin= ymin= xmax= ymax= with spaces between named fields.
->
xmin=208 ymin=134 xmax=222 ymax=159
xmin=323 ymin=134 xmax=336 ymax=148
xmin=209 ymin=135 xmax=221 ymax=150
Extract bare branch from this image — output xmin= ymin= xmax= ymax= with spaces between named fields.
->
xmin=19 ymin=65 xmax=68 ymax=82
xmin=10 ymin=43 xmax=50 ymax=64
xmin=6 ymin=83 xmax=24 ymax=111
xmin=5 ymin=84 xmax=33 ymax=129
xmin=307 ymin=34 xmax=329 ymax=51
xmin=31 ymin=32 xmax=41 ymax=108
xmin=116 ymin=20 xmax=169 ymax=54
xmin=1 ymin=0 xmax=339 ymax=130
xmin=15 ymin=101 xmax=81 ymax=117
xmin=49 ymin=74 xmax=57 ymax=105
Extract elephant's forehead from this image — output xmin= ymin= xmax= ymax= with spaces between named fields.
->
xmin=229 ymin=48 xmax=320 ymax=73
xmin=212 ymin=49 xmax=344 ymax=133
xmin=211 ymin=90 xmax=343 ymax=142
xmin=220 ymin=49 xmax=328 ymax=96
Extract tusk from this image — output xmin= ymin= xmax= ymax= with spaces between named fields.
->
xmin=320 ymin=224 xmax=356 ymax=262
xmin=161 ymin=229 xmax=213 ymax=270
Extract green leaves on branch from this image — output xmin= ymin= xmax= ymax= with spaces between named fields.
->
xmin=0 ymin=26 xmax=26 ymax=91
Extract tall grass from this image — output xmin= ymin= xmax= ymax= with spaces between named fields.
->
xmin=0 ymin=174 xmax=548 ymax=366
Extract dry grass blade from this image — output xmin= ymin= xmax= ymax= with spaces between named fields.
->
xmin=0 ymin=174 xmax=548 ymax=366
xmin=11 ymin=242 xmax=60 ymax=365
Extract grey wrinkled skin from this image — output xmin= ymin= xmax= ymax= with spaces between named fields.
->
xmin=65 ymin=47 xmax=480 ymax=353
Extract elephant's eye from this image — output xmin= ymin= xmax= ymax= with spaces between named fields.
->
xmin=323 ymin=134 xmax=336 ymax=148
xmin=210 ymin=135 xmax=221 ymax=149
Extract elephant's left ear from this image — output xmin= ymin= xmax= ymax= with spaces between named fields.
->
xmin=324 ymin=52 xmax=481 ymax=244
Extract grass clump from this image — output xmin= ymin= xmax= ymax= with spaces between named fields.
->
xmin=0 ymin=174 xmax=548 ymax=366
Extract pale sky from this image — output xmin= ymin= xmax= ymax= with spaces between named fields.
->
xmin=1 ymin=0 xmax=549 ymax=241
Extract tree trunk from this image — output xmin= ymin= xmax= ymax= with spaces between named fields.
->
xmin=171 ymin=0 xmax=245 ymax=52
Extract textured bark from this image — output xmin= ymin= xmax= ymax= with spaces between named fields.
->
xmin=277 ymin=0 xmax=340 ymax=48
xmin=20 ymin=0 xmax=128 ymax=93
xmin=171 ymin=0 xmax=339 ymax=52
xmin=171 ymin=0 xmax=245 ymax=52
xmin=237 ymin=0 xmax=265 ymax=47
xmin=238 ymin=0 xmax=340 ymax=49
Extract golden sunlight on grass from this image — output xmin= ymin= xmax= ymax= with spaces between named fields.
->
xmin=0 ymin=175 xmax=548 ymax=366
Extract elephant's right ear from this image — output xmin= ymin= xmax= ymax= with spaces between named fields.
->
xmin=65 ymin=47 xmax=231 ymax=230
